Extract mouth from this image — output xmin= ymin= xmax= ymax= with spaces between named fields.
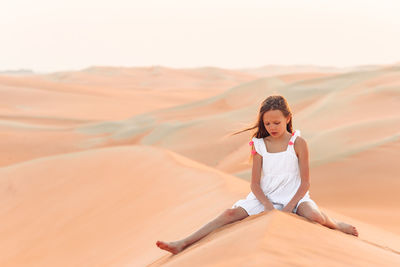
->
xmin=271 ymin=132 xmax=278 ymax=135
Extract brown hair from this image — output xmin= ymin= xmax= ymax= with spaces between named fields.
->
xmin=230 ymin=94 xmax=293 ymax=162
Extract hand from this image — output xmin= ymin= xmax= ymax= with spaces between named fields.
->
xmin=282 ymin=205 xmax=295 ymax=213
xmin=263 ymin=205 xmax=276 ymax=212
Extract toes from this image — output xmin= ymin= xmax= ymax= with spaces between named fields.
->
xmin=156 ymin=240 xmax=183 ymax=254
xmin=352 ymin=227 xmax=359 ymax=236
xmin=338 ymin=222 xmax=359 ymax=236
xmin=354 ymin=228 xmax=359 ymax=236
xmin=156 ymin=241 xmax=168 ymax=249
xmin=156 ymin=241 xmax=179 ymax=254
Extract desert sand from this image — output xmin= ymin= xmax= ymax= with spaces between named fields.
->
xmin=0 ymin=64 xmax=399 ymax=266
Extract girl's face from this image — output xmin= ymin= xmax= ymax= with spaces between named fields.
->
xmin=262 ymin=109 xmax=290 ymax=138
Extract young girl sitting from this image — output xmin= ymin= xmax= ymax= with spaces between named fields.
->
xmin=156 ymin=94 xmax=358 ymax=255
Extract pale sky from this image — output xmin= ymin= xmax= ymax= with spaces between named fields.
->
xmin=1 ymin=0 xmax=400 ymax=72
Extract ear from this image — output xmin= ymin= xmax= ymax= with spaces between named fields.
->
xmin=286 ymin=116 xmax=291 ymax=124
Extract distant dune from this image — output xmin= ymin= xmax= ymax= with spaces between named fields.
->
xmin=0 ymin=64 xmax=399 ymax=266
xmin=236 ymin=64 xmax=384 ymax=77
xmin=0 ymin=69 xmax=35 ymax=75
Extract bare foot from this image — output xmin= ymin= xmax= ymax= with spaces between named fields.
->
xmin=156 ymin=240 xmax=186 ymax=254
xmin=337 ymin=222 xmax=359 ymax=237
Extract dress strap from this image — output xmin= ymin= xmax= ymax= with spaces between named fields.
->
xmin=287 ymin=130 xmax=301 ymax=151
xmin=251 ymin=137 xmax=264 ymax=156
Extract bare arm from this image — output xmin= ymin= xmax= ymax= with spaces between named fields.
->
xmin=283 ymin=136 xmax=311 ymax=211
xmin=250 ymin=152 xmax=275 ymax=210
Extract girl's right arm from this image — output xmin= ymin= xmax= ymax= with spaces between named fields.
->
xmin=250 ymin=153 xmax=275 ymax=211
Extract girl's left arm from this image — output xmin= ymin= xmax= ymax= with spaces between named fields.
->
xmin=282 ymin=136 xmax=311 ymax=212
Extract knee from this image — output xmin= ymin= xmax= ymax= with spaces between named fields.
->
xmin=309 ymin=212 xmax=326 ymax=225
xmin=222 ymin=208 xmax=238 ymax=221
xmin=223 ymin=208 xmax=236 ymax=217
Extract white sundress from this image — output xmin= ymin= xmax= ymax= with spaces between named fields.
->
xmin=232 ymin=130 xmax=317 ymax=215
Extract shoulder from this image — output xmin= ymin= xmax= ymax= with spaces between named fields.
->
xmin=294 ymin=136 xmax=309 ymax=157
xmin=294 ymin=135 xmax=307 ymax=145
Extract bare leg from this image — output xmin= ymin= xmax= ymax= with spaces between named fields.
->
xmin=320 ymin=211 xmax=359 ymax=237
xmin=320 ymin=211 xmax=339 ymax=229
xmin=297 ymin=202 xmax=358 ymax=237
xmin=156 ymin=207 xmax=249 ymax=254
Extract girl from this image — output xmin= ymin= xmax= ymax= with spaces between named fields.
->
xmin=156 ymin=95 xmax=358 ymax=255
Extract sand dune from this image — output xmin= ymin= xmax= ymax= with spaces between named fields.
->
xmin=237 ymin=64 xmax=385 ymax=77
xmin=0 ymin=146 xmax=399 ymax=266
xmin=0 ymin=65 xmax=399 ymax=265
xmin=0 ymin=67 xmax=258 ymax=167
xmin=0 ymin=146 xmax=247 ymax=266
xmin=151 ymin=211 xmax=400 ymax=267
xmin=0 ymin=66 xmax=257 ymax=122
